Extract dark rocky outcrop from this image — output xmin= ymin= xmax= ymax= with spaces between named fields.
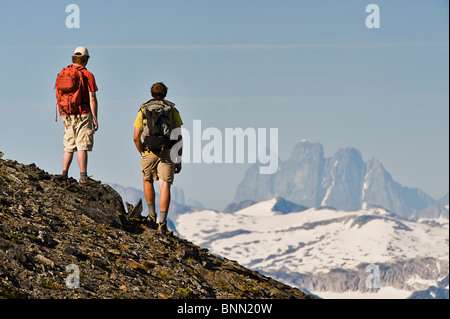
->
xmin=0 ymin=155 xmax=312 ymax=299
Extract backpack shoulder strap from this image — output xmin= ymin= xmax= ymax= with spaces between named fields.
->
xmin=139 ymin=99 xmax=174 ymax=120
xmin=71 ymin=64 xmax=86 ymax=70
xmin=139 ymin=100 xmax=152 ymax=117
xmin=73 ymin=65 xmax=86 ymax=88
xmin=163 ymin=99 xmax=175 ymax=107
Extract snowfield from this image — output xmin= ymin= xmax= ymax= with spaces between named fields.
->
xmin=176 ymin=198 xmax=449 ymax=299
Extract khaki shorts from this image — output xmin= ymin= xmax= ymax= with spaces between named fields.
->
xmin=63 ymin=113 xmax=94 ymax=152
xmin=140 ymin=150 xmax=175 ymax=184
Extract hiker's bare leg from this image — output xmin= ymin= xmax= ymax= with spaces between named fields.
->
xmin=144 ymin=179 xmax=157 ymax=222
xmin=77 ymin=150 xmax=88 ymax=173
xmin=159 ymin=179 xmax=171 ymax=212
xmin=158 ymin=179 xmax=170 ymax=228
xmin=143 ymin=179 xmax=155 ymax=206
xmin=62 ymin=151 xmax=74 ymax=172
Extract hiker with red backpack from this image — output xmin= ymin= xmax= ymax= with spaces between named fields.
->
xmin=55 ymin=46 xmax=99 ymax=186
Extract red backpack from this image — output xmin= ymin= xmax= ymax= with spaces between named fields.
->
xmin=54 ymin=65 xmax=85 ymax=121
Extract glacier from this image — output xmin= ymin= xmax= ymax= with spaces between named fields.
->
xmin=175 ymin=197 xmax=449 ymax=299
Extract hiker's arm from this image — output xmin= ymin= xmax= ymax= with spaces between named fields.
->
xmin=174 ymin=126 xmax=182 ymax=174
xmin=133 ymin=127 xmax=143 ymax=154
xmin=175 ymin=127 xmax=182 ymax=157
xmin=89 ymin=91 xmax=98 ymax=131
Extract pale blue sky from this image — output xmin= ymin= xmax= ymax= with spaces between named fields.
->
xmin=0 ymin=0 xmax=448 ymax=209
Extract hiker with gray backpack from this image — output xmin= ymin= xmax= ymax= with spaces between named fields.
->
xmin=133 ymin=82 xmax=183 ymax=233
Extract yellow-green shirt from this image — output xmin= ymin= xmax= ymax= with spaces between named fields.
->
xmin=134 ymin=107 xmax=183 ymax=154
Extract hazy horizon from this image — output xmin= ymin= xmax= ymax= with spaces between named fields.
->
xmin=1 ymin=0 xmax=448 ymax=210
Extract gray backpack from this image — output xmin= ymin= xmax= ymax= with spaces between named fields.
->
xmin=139 ymin=99 xmax=175 ymax=152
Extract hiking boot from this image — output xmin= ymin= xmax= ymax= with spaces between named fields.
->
xmin=146 ymin=215 xmax=158 ymax=230
xmin=157 ymin=221 xmax=168 ymax=234
xmin=79 ymin=175 xmax=101 ymax=186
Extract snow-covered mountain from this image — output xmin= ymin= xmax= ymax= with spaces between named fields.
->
xmin=175 ymin=197 xmax=449 ymax=299
xmin=234 ymin=141 xmax=449 ymax=221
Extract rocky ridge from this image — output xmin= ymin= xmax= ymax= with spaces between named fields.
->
xmin=0 ymin=154 xmax=312 ymax=299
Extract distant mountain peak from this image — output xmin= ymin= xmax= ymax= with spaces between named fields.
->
xmin=231 ymin=197 xmax=308 ymax=216
xmin=234 ymin=141 xmax=449 ymax=221
xmin=290 ymin=141 xmax=324 ymax=158
xmin=272 ymin=196 xmax=309 ymax=214
xmin=234 ymin=198 xmax=280 ymax=216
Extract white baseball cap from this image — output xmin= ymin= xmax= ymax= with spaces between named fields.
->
xmin=74 ymin=46 xmax=90 ymax=57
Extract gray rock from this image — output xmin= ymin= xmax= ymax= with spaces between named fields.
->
xmin=34 ymin=254 xmax=55 ymax=268
xmin=127 ymin=198 xmax=143 ymax=219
